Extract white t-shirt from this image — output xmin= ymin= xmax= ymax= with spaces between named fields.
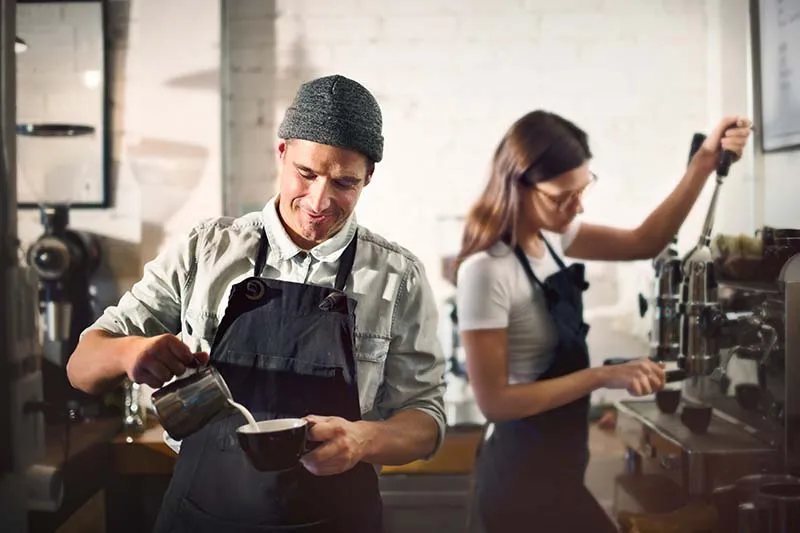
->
xmin=456 ymin=222 xmax=581 ymax=384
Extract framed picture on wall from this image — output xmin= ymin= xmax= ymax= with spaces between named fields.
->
xmin=752 ymin=0 xmax=800 ymax=152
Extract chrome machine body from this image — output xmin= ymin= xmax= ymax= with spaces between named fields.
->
xmin=676 ymin=136 xmax=733 ymax=378
xmin=616 ymin=257 xmax=800 ymax=505
xmin=642 ymin=237 xmax=683 ymax=362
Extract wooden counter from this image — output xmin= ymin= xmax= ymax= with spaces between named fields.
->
xmin=111 ymin=418 xmax=484 ymax=476
xmin=111 ymin=421 xmax=177 ymax=476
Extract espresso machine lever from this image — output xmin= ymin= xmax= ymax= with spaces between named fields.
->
xmin=678 ymin=135 xmax=740 ymax=377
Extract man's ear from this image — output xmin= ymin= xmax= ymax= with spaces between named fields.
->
xmin=365 ymin=173 xmax=372 ymax=187
xmin=278 ymin=140 xmax=288 ymax=160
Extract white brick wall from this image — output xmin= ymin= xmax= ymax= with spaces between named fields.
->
xmin=219 ymin=0 xmax=737 ymax=400
xmin=17 ymin=0 xmax=222 ymax=295
xmin=223 ymin=0 xmax=279 ymax=216
xmin=263 ymin=1 xmax=717 ymax=305
xmin=17 ymin=0 xmax=781 ymax=393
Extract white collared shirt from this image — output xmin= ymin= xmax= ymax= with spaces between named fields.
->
xmin=89 ymin=197 xmax=447 ymax=451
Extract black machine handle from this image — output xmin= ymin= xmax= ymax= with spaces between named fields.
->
xmin=715 ymin=121 xmax=745 ymax=177
xmin=602 ymin=357 xmax=687 ymax=383
xmin=717 ymin=148 xmax=736 ymax=177
xmin=689 ymin=132 xmax=707 ymax=164
xmin=687 ymin=129 xmax=736 ymax=177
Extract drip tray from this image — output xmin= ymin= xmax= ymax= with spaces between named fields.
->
xmin=615 ymin=400 xmax=780 ymax=495
xmin=618 ymin=400 xmax=774 ymax=453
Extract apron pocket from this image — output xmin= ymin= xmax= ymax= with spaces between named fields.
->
xmin=214 ymin=352 xmax=350 ymax=451
xmin=221 ymin=351 xmax=341 ymax=378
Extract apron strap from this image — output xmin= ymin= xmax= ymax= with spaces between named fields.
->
xmin=254 ymin=228 xmax=270 ymax=277
xmin=512 ymin=245 xmax=545 ymax=290
xmin=334 ymin=231 xmax=358 ymax=291
xmin=512 ymin=235 xmax=567 ymax=289
xmin=541 ymin=236 xmax=567 ymax=270
xmin=253 ymin=227 xmax=359 ymax=292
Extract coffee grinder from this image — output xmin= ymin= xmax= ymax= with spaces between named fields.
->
xmin=27 ymin=204 xmax=101 ymax=420
xmin=17 ymin=123 xmax=103 ymax=420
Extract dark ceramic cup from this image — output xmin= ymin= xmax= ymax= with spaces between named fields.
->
xmin=656 ymin=388 xmax=682 ymax=414
xmin=237 ymin=418 xmax=317 ymax=472
xmin=681 ymin=403 xmax=712 ymax=434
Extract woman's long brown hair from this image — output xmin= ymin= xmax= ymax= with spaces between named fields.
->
xmin=452 ymin=110 xmax=592 ymax=282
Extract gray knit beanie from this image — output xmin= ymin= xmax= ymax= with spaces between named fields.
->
xmin=278 ymin=75 xmax=384 ymax=163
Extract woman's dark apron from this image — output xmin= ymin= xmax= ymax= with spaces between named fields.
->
xmin=153 ymin=229 xmax=383 ymax=533
xmin=475 ymin=238 xmax=617 ymax=532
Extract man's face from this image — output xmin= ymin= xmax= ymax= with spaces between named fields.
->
xmin=277 ymin=139 xmax=373 ymax=249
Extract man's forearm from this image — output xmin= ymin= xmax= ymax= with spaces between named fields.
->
xmin=67 ymin=330 xmax=133 ymax=395
xmin=356 ymin=409 xmax=440 ymax=466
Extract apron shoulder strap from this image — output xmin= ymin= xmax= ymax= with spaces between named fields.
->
xmin=541 ymin=236 xmax=568 ymax=270
xmin=512 ymin=245 xmax=545 ymax=290
xmin=254 ymin=228 xmax=269 ymax=277
xmin=334 ymin=230 xmax=358 ymax=291
xmin=253 ymin=226 xmax=358 ymax=292
xmin=512 ymin=234 xmax=569 ymax=290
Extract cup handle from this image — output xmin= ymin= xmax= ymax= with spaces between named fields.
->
xmin=303 ymin=421 xmax=322 ymax=454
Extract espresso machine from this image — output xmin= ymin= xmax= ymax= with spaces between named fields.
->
xmin=614 ymin=138 xmax=800 ymax=531
xmin=27 ymin=204 xmax=102 ymax=421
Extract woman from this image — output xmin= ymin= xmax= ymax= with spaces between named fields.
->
xmin=455 ymin=110 xmax=752 ymax=532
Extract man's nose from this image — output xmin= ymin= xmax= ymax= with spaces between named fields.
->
xmin=307 ymin=178 xmax=333 ymax=213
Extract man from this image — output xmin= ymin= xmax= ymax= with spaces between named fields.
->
xmin=67 ymin=75 xmax=446 ymax=532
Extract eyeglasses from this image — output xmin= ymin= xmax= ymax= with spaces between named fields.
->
xmin=535 ymin=172 xmax=598 ymax=212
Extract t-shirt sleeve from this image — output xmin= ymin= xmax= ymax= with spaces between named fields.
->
xmin=456 ymin=253 xmax=511 ymax=331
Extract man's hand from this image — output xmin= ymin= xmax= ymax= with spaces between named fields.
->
xmin=121 ymin=334 xmax=209 ymax=389
xmin=300 ymin=415 xmax=375 ymax=476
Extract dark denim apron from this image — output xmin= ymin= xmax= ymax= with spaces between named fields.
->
xmin=475 ymin=238 xmax=616 ymax=532
xmin=153 ymin=229 xmax=383 ymax=533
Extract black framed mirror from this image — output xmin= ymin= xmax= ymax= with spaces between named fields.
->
xmin=15 ymin=0 xmax=111 ymax=209
xmin=751 ymin=0 xmax=800 ymax=153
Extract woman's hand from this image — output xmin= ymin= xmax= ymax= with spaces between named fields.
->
xmin=599 ymin=358 xmax=666 ymax=396
xmin=692 ymin=116 xmax=753 ymax=174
